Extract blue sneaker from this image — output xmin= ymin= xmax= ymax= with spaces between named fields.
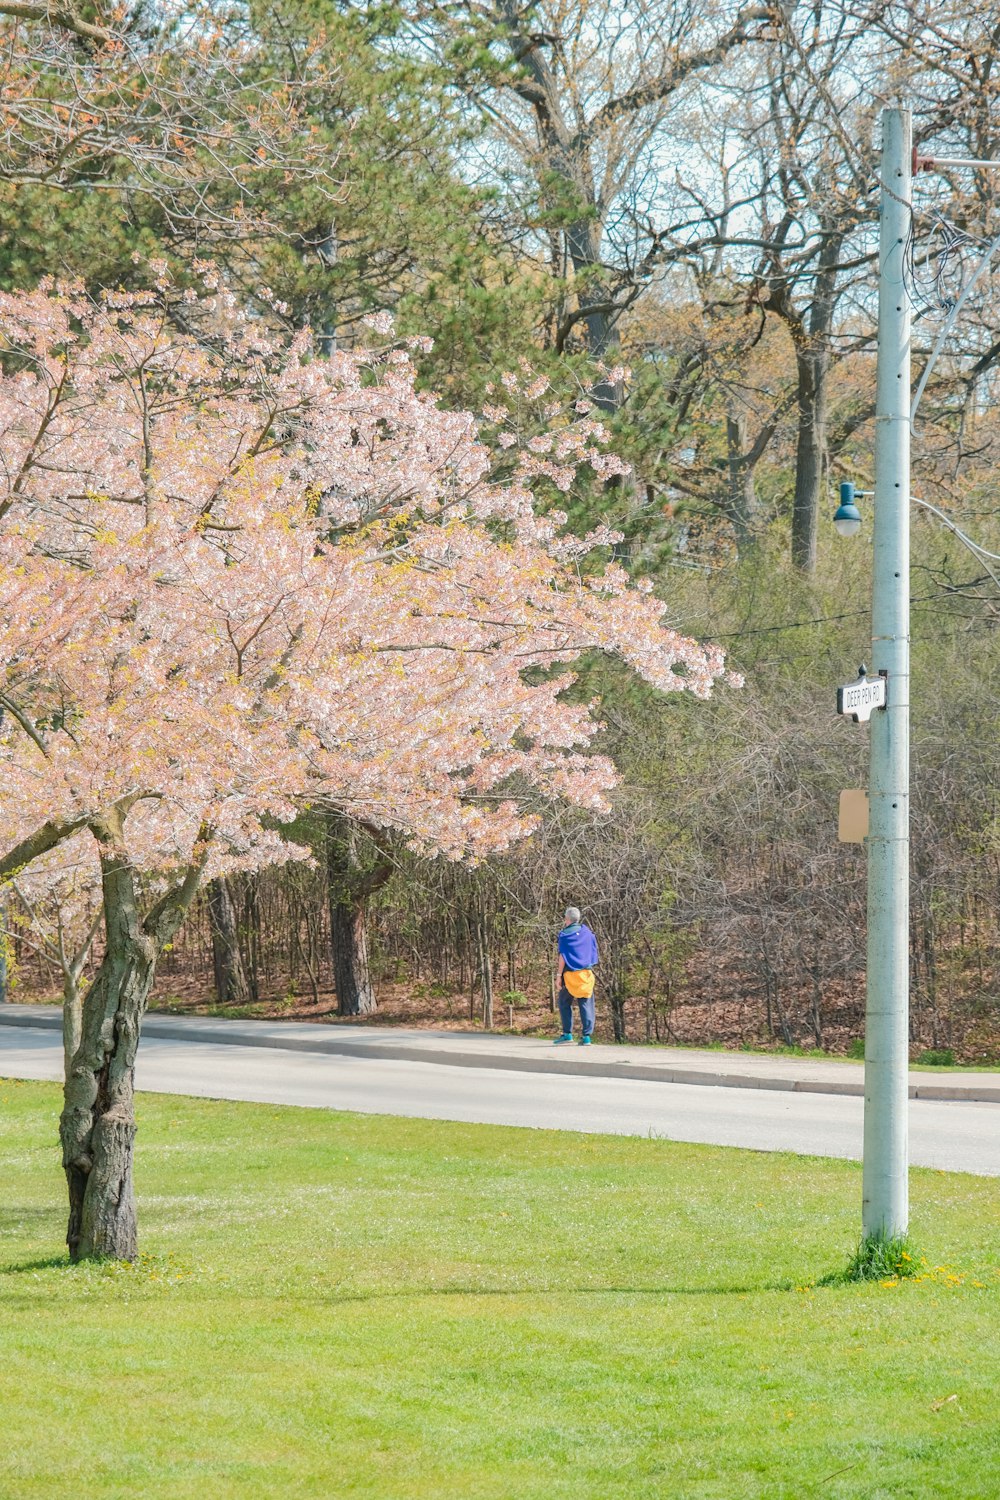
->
xmin=579 ymin=1035 xmax=592 ymax=1046
xmin=553 ymin=1033 xmax=574 ymax=1045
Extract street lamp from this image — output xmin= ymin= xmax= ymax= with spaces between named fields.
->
xmin=832 ymin=482 xmax=864 ymax=538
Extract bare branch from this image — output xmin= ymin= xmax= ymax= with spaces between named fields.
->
xmin=0 ymin=0 xmax=110 ymax=44
xmin=576 ymin=5 xmax=772 ymax=150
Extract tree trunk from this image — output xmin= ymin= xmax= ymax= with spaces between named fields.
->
xmin=478 ymin=917 xmax=493 ymax=1030
xmin=790 ymin=345 xmax=828 ymax=572
xmin=59 ymin=809 xmax=209 ymax=1262
xmin=725 ymin=408 xmax=763 ymax=553
xmin=504 ymin=20 xmax=618 ymax=403
xmin=326 ymin=813 xmax=390 ymax=1017
xmin=61 ymin=933 xmax=155 ymax=1262
xmin=60 ymin=828 xmax=158 ymax=1261
xmin=317 ymin=222 xmax=338 ymax=357
xmin=207 ymin=876 xmax=251 ymax=1006
xmin=0 ymin=896 xmax=8 ymax=1002
xmin=238 ymin=874 xmax=262 ymax=1004
xmin=608 ymin=971 xmax=626 ymax=1044
xmin=809 ymin=966 xmax=823 ymax=1050
xmin=62 ymin=972 xmax=84 ymax=1083
xmin=565 ymin=214 xmax=619 ymax=410
xmin=329 ymin=895 xmax=377 ymax=1016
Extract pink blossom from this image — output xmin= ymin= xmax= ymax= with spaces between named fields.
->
xmin=362 ymin=310 xmax=395 ymax=335
xmin=0 ymin=273 xmax=734 ymax=899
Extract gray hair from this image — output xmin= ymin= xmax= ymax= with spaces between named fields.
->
xmin=564 ymin=906 xmax=581 ymax=925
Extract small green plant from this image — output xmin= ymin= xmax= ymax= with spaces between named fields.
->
xmin=502 ymin=990 xmax=527 ymax=1007
xmin=821 ymin=1232 xmax=921 ymax=1286
xmin=917 ymin=1048 xmax=955 ymax=1067
xmin=847 ymin=1037 xmax=865 ymax=1060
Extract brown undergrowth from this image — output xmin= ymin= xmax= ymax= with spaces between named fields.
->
xmin=17 ymin=957 xmax=1000 ymax=1061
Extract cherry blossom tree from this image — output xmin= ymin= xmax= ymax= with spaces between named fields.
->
xmin=0 ymin=271 xmax=734 ymax=1260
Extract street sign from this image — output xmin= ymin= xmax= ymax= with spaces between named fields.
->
xmin=836 ymin=667 xmax=887 ymax=723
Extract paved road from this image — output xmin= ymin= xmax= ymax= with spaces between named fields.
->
xmin=2 ymin=1023 xmax=998 ymax=1175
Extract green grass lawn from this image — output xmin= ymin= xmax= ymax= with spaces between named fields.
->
xmin=2 ymin=1080 xmax=999 ymax=1499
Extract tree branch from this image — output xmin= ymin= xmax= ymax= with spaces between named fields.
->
xmin=0 ymin=814 xmax=90 ymax=880
xmin=0 ymin=1 xmax=112 ymax=44
xmin=142 ymin=825 xmax=214 ymax=947
xmin=576 ymin=5 xmax=772 ymax=149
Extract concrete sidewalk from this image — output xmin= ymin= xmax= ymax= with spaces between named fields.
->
xmin=3 ymin=1002 xmax=999 ymax=1103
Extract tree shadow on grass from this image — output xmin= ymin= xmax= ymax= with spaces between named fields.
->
xmin=0 ymin=1204 xmax=62 ymax=1225
xmin=0 ymin=1205 xmax=67 ymax=1274
xmin=0 ymin=1262 xmax=833 ymax=1293
xmin=319 ymin=1279 xmax=818 ymax=1305
xmin=1 ymin=1254 xmax=69 ymax=1273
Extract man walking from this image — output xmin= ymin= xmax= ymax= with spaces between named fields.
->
xmin=553 ymin=906 xmax=599 ymax=1045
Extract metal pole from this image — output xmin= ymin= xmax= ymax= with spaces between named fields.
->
xmin=863 ymin=107 xmax=911 ymax=1240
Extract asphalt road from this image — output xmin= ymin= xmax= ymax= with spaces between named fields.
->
xmin=3 ymin=1023 xmax=998 ymax=1175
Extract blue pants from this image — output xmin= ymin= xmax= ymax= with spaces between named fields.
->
xmin=558 ymin=983 xmax=594 ymax=1038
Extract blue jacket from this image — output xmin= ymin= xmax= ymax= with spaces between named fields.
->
xmin=558 ymin=922 xmax=599 ymax=969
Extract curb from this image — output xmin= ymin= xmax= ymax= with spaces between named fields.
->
xmin=3 ymin=1007 xmax=999 ymax=1103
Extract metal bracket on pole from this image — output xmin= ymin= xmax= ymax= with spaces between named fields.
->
xmin=913 ymin=148 xmax=1000 ymax=173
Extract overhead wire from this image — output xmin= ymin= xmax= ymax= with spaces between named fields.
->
xmin=902 ymin=181 xmax=1000 ymax=551
xmin=904 ymin=210 xmax=981 ymax=316
xmin=909 ymin=224 xmax=1000 ymax=431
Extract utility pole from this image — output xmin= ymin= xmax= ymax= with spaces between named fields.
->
xmin=863 ymin=106 xmax=911 ymax=1240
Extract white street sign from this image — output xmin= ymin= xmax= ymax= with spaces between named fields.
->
xmin=837 ymin=669 xmax=887 ymax=723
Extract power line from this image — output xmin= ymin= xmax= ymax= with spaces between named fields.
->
xmin=712 ymin=589 xmax=977 ymax=639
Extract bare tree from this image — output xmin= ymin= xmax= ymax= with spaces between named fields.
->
xmin=400 ymin=0 xmax=770 ymax=402
xmin=649 ymin=1 xmax=887 ymax=569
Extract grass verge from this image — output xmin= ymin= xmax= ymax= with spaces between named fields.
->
xmin=2 ymin=1078 xmax=999 ymax=1499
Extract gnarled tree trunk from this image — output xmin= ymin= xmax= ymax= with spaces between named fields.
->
xmin=59 ymin=810 xmax=209 ymax=1261
xmin=60 ymin=847 xmax=156 ymax=1262
xmin=61 ymin=970 xmax=86 ymax=1085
